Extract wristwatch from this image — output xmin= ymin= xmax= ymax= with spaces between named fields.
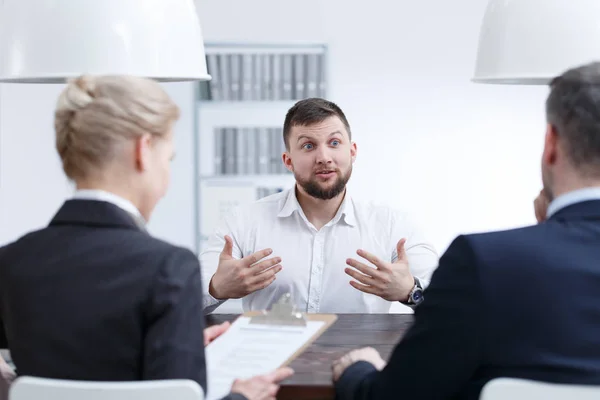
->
xmin=403 ymin=276 xmax=424 ymax=306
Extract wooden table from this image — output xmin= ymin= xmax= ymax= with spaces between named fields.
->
xmin=206 ymin=314 xmax=413 ymax=400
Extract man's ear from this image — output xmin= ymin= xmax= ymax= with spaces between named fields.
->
xmin=282 ymin=151 xmax=293 ymax=173
xmin=350 ymin=142 xmax=357 ymax=163
xmin=542 ymin=123 xmax=558 ymax=166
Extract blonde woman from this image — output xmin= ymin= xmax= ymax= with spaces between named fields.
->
xmin=0 ymin=75 xmax=291 ymax=400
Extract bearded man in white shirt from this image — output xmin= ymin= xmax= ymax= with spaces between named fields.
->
xmin=201 ymin=98 xmax=438 ymax=314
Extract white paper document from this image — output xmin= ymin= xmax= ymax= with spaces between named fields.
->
xmin=205 ymin=316 xmax=325 ymax=400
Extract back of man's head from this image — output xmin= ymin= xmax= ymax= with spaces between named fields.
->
xmin=546 ymin=62 xmax=600 ymax=177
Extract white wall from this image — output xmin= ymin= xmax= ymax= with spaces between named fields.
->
xmin=0 ymin=82 xmax=198 ymax=249
xmin=0 ymin=84 xmax=71 ymax=243
xmin=0 ymin=0 xmax=550 ymax=257
xmin=196 ymin=0 xmax=550 ymax=254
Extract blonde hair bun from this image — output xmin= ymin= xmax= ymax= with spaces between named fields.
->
xmin=58 ymin=75 xmax=97 ymax=112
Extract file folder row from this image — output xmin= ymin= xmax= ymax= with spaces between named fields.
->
xmin=201 ymin=52 xmax=327 ymax=101
xmin=214 ymin=127 xmax=292 ymax=175
xmin=257 ymin=187 xmax=284 ymax=199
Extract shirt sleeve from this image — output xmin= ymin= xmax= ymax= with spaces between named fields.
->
xmin=199 ymin=208 xmax=245 ymax=314
xmin=390 ymin=210 xmax=439 ymax=289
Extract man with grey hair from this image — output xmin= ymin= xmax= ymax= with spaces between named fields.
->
xmin=332 ymin=62 xmax=600 ymax=399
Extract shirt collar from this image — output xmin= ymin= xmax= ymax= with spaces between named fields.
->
xmin=72 ymin=189 xmax=144 ymax=221
xmin=547 ymin=187 xmax=600 ymax=218
xmin=277 ymin=187 xmax=357 ymax=227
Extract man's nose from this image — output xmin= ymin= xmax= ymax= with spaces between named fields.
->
xmin=315 ymin=147 xmax=333 ymax=164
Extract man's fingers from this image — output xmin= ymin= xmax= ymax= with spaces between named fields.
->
xmin=251 ymin=275 xmax=277 ymax=292
xmin=355 ymin=249 xmax=387 ymax=269
xmin=215 ymin=321 xmax=230 ymax=336
xmin=265 ymin=367 xmax=294 ymax=383
xmin=250 ymin=264 xmax=282 ymax=282
xmin=534 ymin=194 xmax=548 ymax=223
xmin=349 ymin=280 xmax=379 ymax=296
xmin=332 ymin=363 xmax=345 ymax=381
xmin=268 ymin=383 xmax=279 ymax=397
xmin=246 ymin=265 xmax=281 ymax=292
xmin=220 ymin=235 xmax=234 ymax=259
xmin=535 ymin=204 xmax=543 ymax=222
xmin=344 ymin=267 xmax=377 ymax=286
xmin=395 ymin=238 xmax=408 ymax=261
xmin=203 ymin=321 xmax=230 ymax=345
xmin=241 ymin=248 xmax=273 ymax=266
xmin=345 ymin=258 xmax=383 ymax=280
xmin=249 ymin=256 xmax=282 ymax=274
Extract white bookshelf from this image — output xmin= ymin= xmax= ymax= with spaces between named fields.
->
xmin=194 ymin=43 xmax=328 ymax=313
xmin=195 ymin=43 xmax=328 ymax=254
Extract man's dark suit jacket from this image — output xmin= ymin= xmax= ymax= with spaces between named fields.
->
xmin=336 ymin=199 xmax=600 ymax=400
xmin=0 ymin=200 xmax=243 ymax=400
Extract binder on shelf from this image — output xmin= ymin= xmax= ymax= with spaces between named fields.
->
xmin=261 ymin=53 xmax=271 ymax=101
xmin=257 ymin=127 xmax=269 ymax=175
xmin=241 ymin=53 xmax=253 ymax=101
xmin=230 ymin=54 xmax=241 ymax=101
xmin=306 ymin=53 xmax=319 ymax=98
xmin=317 ymin=53 xmax=326 ymax=97
xmin=281 ymin=54 xmax=293 ymax=100
xmin=253 ymin=53 xmax=263 ymax=101
xmin=235 ymin=128 xmax=247 ymax=175
xmin=271 ymin=53 xmax=282 ymax=101
xmin=294 ymin=54 xmax=306 ymax=100
xmin=246 ymin=127 xmax=257 ymax=175
xmin=213 ymin=128 xmax=223 ymax=175
xmin=270 ymin=127 xmax=278 ymax=174
xmin=207 ymin=54 xmax=221 ymax=101
xmin=219 ymin=54 xmax=231 ymax=101
xmin=223 ymin=128 xmax=236 ymax=175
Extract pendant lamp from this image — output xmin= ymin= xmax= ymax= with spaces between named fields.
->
xmin=0 ymin=0 xmax=211 ymax=83
xmin=473 ymin=0 xmax=600 ymax=84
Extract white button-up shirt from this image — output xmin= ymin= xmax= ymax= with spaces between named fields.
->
xmin=200 ymin=188 xmax=438 ymax=314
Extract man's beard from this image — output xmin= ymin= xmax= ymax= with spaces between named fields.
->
xmin=295 ymin=166 xmax=352 ymax=200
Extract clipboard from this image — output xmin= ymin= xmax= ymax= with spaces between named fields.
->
xmin=242 ymin=293 xmax=337 ymax=367
xmin=204 ymin=294 xmax=337 ymax=400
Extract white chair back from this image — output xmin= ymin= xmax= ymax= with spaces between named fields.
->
xmin=480 ymin=377 xmax=600 ymax=399
xmin=9 ymin=376 xmax=204 ymax=400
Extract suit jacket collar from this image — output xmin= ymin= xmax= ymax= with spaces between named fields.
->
xmin=49 ymin=199 xmax=146 ymax=232
xmin=72 ymin=189 xmax=143 ymax=220
xmin=548 ymin=199 xmax=600 ymax=221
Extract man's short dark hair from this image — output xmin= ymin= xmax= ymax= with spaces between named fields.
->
xmin=546 ymin=62 xmax=600 ymax=176
xmin=282 ymin=98 xmax=351 ymax=149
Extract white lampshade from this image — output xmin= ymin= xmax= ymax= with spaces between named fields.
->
xmin=0 ymin=0 xmax=211 ymax=83
xmin=473 ymin=0 xmax=600 ymax=85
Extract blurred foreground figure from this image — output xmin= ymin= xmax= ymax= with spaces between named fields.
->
xmin=333 ymin=62 xmax=600 ymax=400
